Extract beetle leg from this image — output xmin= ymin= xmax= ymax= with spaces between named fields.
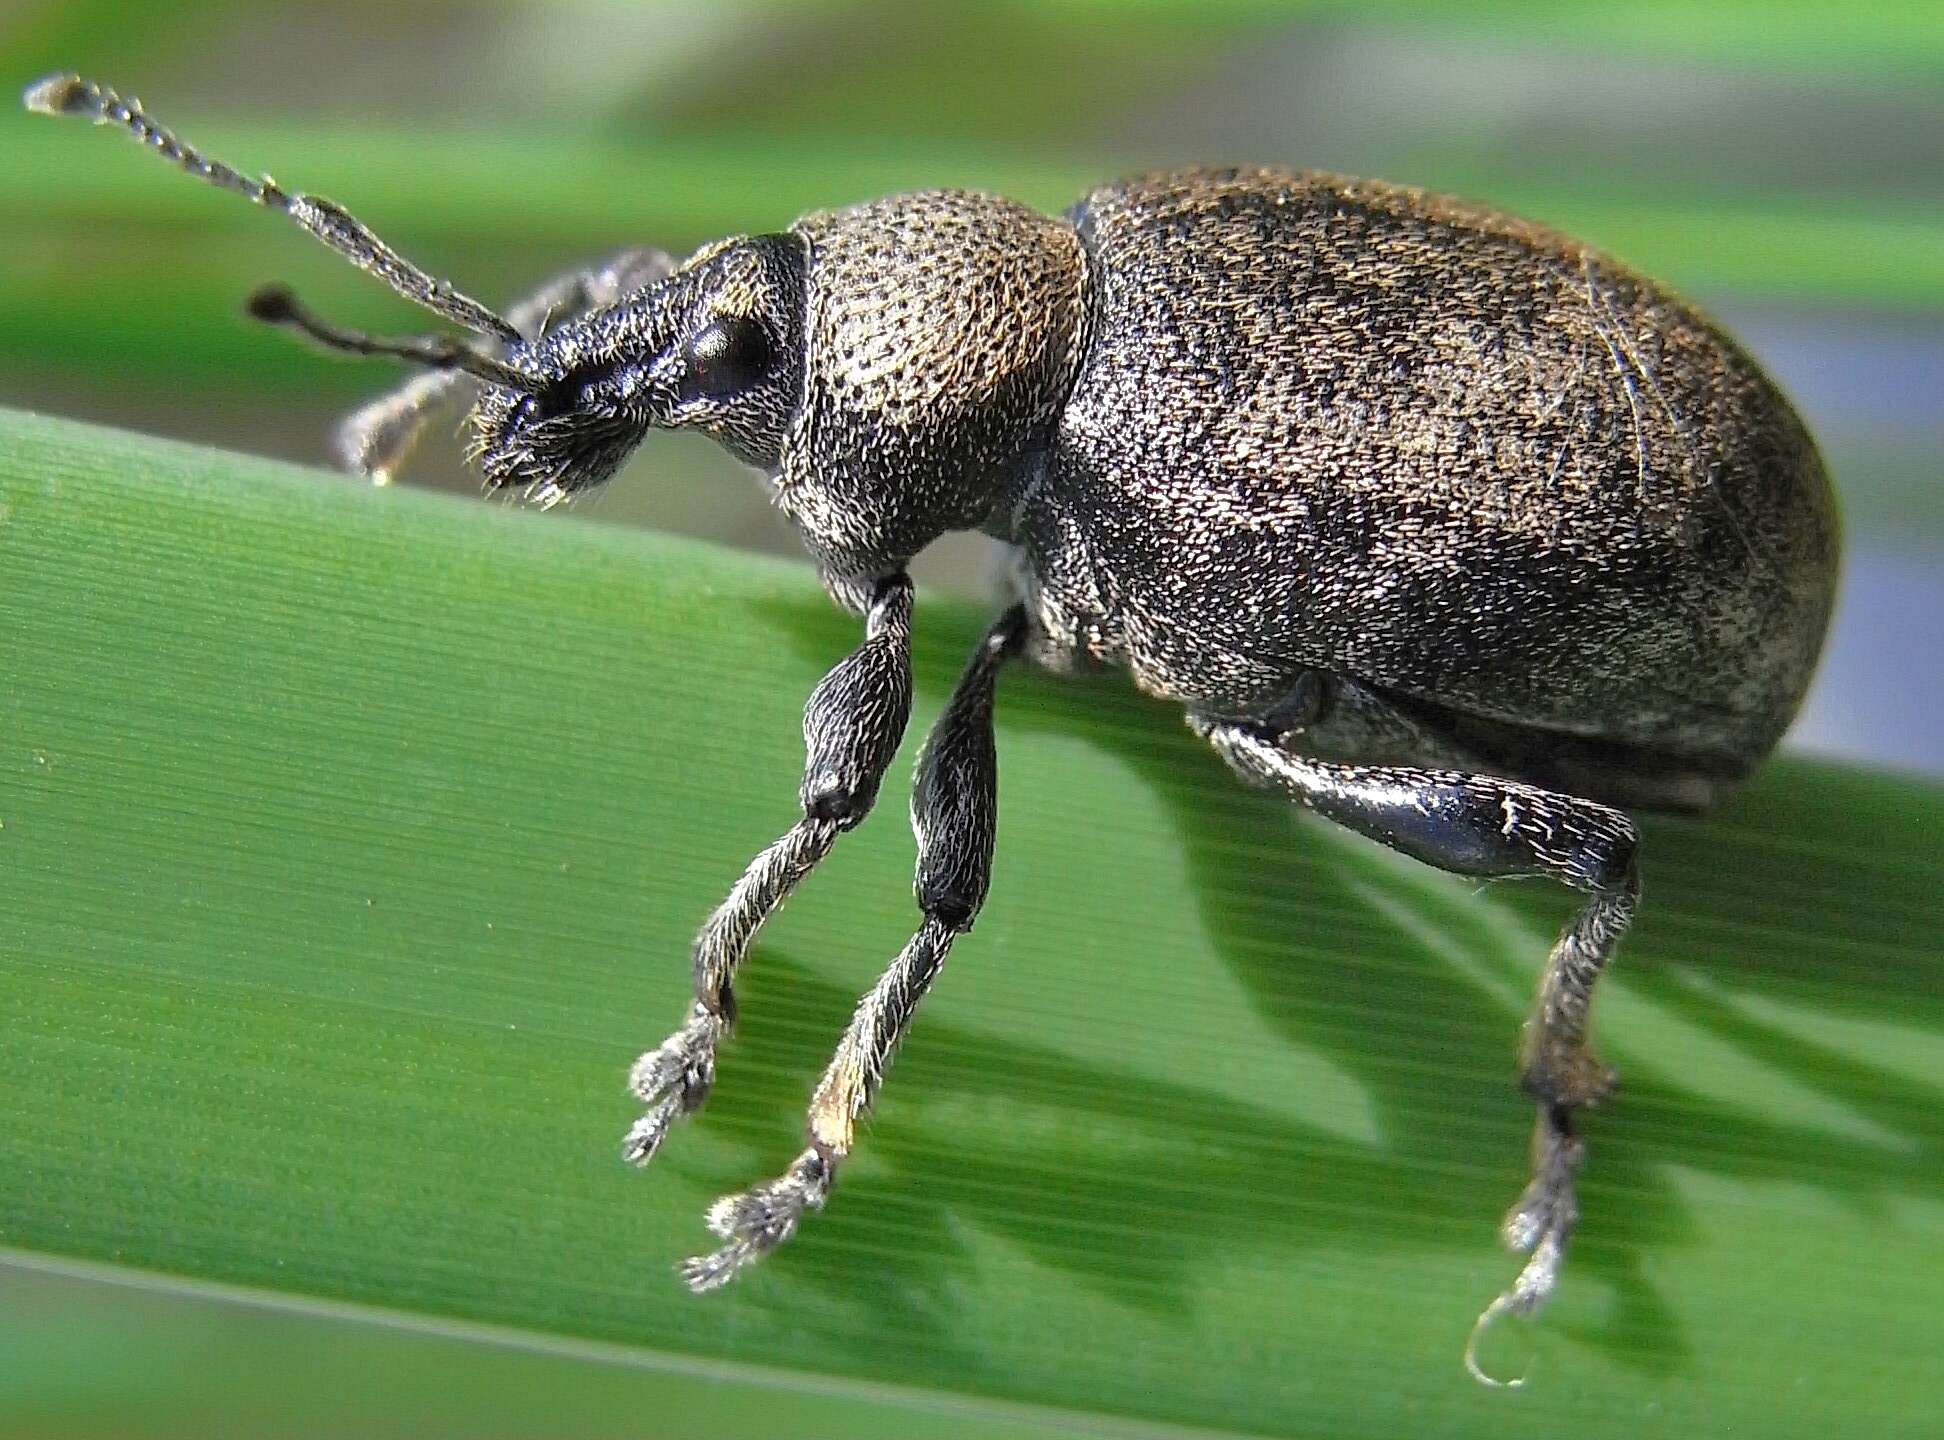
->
xmin=1192 ymin=717 xmax=1639 ymax=1377
xmin=335 ymin=369 xmax=472 ymax=485
xmin=623 ymin=575 xmax=917 ymax=1167
xmin=335 ymin=246 xmax=673 ymax=482
xmin=681 ymin=607 xmax=1024 ymax=1291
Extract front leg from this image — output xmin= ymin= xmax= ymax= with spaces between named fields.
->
xmin=622 ymin=574 xmax=915 ymax=1166
xmin=682 ymin=607 xmax=1025 ymax=1291
xmin=1194 ymin=717 xmax=1638 ymax=1384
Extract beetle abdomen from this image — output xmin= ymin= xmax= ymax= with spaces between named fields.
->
xmin=1034 ymin=167 xmax=1838 ymax=777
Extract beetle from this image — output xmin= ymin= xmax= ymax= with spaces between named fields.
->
xmin=28 ymin=73 xmax=1839 ymax=1380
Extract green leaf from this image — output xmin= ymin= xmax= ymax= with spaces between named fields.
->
xmin=3 ymin=407 xmax=1941 ymax=1436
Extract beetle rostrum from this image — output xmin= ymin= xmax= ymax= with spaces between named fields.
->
xmin=29 ymin=73 xmax=1840 ymax=1382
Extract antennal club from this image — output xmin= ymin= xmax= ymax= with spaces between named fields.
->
xmin=246 ymin=285 xmax=540 ymax=392
xmin=23 ymin=72 xmax=522 ymax=344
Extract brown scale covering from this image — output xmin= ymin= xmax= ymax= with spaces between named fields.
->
xmin=1009 ymin=167 xmax=1840 ymax=791
xmin=609 ymin=167 xmax=1840 ymax=803
xmin=780 ymin=190 xmax=1087 ymax=577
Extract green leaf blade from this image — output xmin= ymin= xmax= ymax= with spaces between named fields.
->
xmin=3 ymin=408 xmax=1941 ymax=1436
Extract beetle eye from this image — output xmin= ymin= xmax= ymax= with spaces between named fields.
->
xmin=680 ymin=316 xmax=772 ymax=402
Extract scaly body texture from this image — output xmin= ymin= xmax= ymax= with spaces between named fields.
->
xmin=27 ymin=74 xmax=1839 ymax=1384
xmin=1021 ymin=169 xmax=1838 ymax=805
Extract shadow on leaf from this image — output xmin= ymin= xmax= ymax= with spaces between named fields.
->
xmin=697 ymin=594 xmax=1944 ymax=1384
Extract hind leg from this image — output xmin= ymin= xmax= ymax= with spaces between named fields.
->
xmin=1193 ymin=715 xmax=1639 ymax=1381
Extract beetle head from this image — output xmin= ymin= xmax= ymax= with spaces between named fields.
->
xmin=468 ymin=235 xmax=806 ymax=507
xmin=25 ymin=77 xmax=1087 ymax=578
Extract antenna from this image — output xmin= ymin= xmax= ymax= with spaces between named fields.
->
xmin=24 ymin=73 xmax=523 ymax=345
xmin=247 ymin=285 xmax=539 ymax=392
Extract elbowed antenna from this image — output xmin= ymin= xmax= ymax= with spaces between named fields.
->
xmin=22 ymin=72 xmax=522 ymax=346
xmin=246 ymin=285 xmax=539 ymax=391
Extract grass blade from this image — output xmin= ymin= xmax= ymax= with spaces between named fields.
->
xmin=2 ymin=408 xmax=1940 ymax=1435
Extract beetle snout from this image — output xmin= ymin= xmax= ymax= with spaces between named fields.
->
xmin=470 ymin=376 xmax=651 ymax=507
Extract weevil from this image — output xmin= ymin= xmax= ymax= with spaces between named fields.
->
xmin=28 ymin=74 xmax=1840 ymax=1379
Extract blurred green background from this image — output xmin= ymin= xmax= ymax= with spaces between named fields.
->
xmin=5 ymin=0 xmax=1941 ymax=765
xmin=3 ymin=1 xmax=1940 ymax=1435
